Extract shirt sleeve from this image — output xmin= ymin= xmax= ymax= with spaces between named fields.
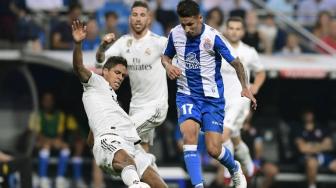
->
xmin=82 ymin=72 xmax=104 ymax=89
xmin=101 ymin=38 xmax=123 ymax=64
xmin=214 ymin=34 xmax=236 ymax=63
xmin=249 ymin=48 xmax=264 ymax=72
xmin=163 ymin=32 xmax=176 ymax=58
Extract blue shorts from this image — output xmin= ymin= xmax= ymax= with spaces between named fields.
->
xmin=176 ymin=93 xmax=225 ymax=133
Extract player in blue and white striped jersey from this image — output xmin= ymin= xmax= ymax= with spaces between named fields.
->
xmin=161 ymin=1 xmax=256 ymax=188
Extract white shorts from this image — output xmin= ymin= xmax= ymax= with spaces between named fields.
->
xmin=129 ymin=104 xmax=168 ymax=145
xmin=92 ymin=134 xmax=152 ymax=178
xmin=224 ymin=98 xmax=250 ymax=137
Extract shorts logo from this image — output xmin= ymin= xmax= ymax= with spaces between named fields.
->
xmin=211 ymin=121 xmax=222 ymax=126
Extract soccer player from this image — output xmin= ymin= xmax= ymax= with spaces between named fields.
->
xmin=221 ymin=16 xmax=266 ymax=181
xmin=71 ymin=19 xmax=167 ymax=188
xmin=161 ymin=1 xmax=256 ymax=187
xmin=96 ymin=1 xmax=168 ymax=152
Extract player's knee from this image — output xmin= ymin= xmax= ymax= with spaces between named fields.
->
xmin=206 ymin=144 xmax=222 ymax=158
xmin=306 ymin=157 xmax=318 ymax=169
xmin=112 ymin=150 xmax=136 ymax=171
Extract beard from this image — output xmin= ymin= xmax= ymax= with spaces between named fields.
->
xmin=131 ymin=22 xmax=147 ymax=35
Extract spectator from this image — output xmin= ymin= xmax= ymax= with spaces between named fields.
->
xmin=205 ymin=7 xmax=225 ymax=32
xmin=313 ymin=11 xmax=332 ymax=39
xmin=51 ymin=4 xmax=82 ymax=50
xmin=100 ymin=11 xmax=120 ymax=39
xmin=259 ymin=13 xmax=287 ymax=54
xmin=319 ymin=19 xmax=336 ymax=53
xmin=15 ymin=8 xmax=44 ymax=52
xmin=242 ymin=10 xmax=264 ymax=53
xmin=280 ymin=33 xmax=302 ymax=55
xmin=63 ymin=114 xmax=88 ymax=188
xmin=266 ymin=0 xmax=294 ymax=17
xmin=296 ymin=0 xmax=333 ymax=27
xmin=150 ymin=11 xmax=165 ymax=36
xmin=82 ymin=18 xmax=101 ymax=51
xmin=295 ymin=110 xmax=336 ymax=188
xmin=155 ymin=0 xmax=179 ymax=35
xmin=241 ymin=112 xmax=279 ymax=188
xmin=221 ymin=0 xmax=253 ymax=19
xmin=29 ymin=92 xmax=70 ymax=188
xmin=0 ymin=151 xmax=32 ymax=188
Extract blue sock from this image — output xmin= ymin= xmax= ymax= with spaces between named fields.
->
xmin=218 ymin=146 xmax=238 ymax=175
xmin=72 ymin=157 xmax=83 ymax=180
xmin=38 ymin=149 xmax=49 ymax=177
xmin=57 ymin=149 xmax=70 ymax=177
xmin=183 ymin=145 xmax=203 ymax=186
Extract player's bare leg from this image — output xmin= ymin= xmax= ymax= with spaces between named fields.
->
xmin=112 ymin=149 xmax=144 ymax=186
xmin=141 ymin=166 xmax=168 ymax=188
xmin=205 ymin=131 xmax=246 ymax=188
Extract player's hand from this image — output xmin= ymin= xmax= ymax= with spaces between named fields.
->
xmin=241 ymin=87 xmax=257 ymax=110
xmin=0 ymin=151 xmax=13 ymax=162
xmin=166 ymin=64 xmax=182 ymax=80
xmin=72 ymin=19 xmax=87 ymax=43
xmin=250 ymin=84 xmax=260 ymax=95
xmin=102 ymin=33 xmax=116 ymax=45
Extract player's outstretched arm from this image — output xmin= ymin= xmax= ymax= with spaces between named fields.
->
xmin=72 ymin=19 xmax=91 ymax=83
xmin=230 ymin=58 xmax=257 ymax=110
xmin=96 ymin=33 xmax=116 ymax=63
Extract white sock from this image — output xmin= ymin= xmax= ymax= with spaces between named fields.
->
xmin=235 ymin=141 xmax=254 ymax=176
xmin=121 ymin=165 xmax=140 ymax=186
xmin=222 ymin=140 xmax=234 ymax=178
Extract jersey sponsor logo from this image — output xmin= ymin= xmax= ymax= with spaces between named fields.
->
xmin=185 ymin=52 xmax=200 ymax=69
xmin=128 ymin=57 xmax=152 ymax=70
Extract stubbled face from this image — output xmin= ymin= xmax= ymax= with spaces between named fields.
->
xmin=103 ymin=64 xmax=127 ymax=91
xmin=180 ymin=15 xmax=203 ymax=37
xmin=226 ymin=21 xmax=245 ymax=43
xmin=130 ymin=6 xmax=150 ymax=35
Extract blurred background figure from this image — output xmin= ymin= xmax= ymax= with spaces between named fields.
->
xmin=51 ymin=4 xmax=82 ymax=50
xmin=312 ymin=11 xmax=332 ymax=39
xmin=82 ymin=18 xmax=101 ymax=51
xmin=205 ymin=7 xmax=225 ymax=32
xmin=100 ymin=11 xmax=120 ymax=39
xmin=295 ymin=110 xmax=336 ymax=188
xmin=280 ymin=33 xmax=302 ymax=55
xmin=29 ymin=92 xmax=70 ymax=188
xmin=241 ymin=112 xmax=279 ymax=188
xmin=242 ymin=10 xmax=264 ymax=53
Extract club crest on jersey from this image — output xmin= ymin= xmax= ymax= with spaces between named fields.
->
xmin=127 ymin=39 xmax=132 ymax=47
xmin=203 ymin=38 xmax=212 ymax=50
xmin=145 ymin=48 xmax=151 ymax=55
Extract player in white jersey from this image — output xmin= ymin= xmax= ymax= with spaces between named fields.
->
xmin=221 ymin=17 xmax=266 ymax=181
xmin=71 ymin=19 xmax=167 ymax=188
xmin=96 ymin=1 xmax=168 ymax=152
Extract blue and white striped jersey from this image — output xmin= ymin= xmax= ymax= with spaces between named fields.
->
xmin=164 ymin=24 xmax=236 ymax=99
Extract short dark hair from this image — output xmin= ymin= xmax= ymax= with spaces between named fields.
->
xmin=177 ymin=0 xmax=200 ymax=17
xmin=226 ymin=16 xmax=246 ymax=28
xmin=131 ymin=1 xmax=149 ymax=11
xmin=103 ymin=56 xmax=128 ymax=70
xmin=105 ymin=11 xmax=118 ymax=19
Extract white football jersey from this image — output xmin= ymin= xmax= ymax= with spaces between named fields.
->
xmin=82 ymin=72 xmax=140 ymax=143
xmin=221 ymin=41 xmax=264 ymax=101
xmin=103 ymin=31 xmax=168 ymax=107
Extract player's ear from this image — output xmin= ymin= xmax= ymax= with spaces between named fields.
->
xmin=199 ymin=15 xmax=203 ymax=23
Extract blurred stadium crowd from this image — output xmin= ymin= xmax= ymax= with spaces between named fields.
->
xmin=0 ymin=0 xmax=336 ymax=188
